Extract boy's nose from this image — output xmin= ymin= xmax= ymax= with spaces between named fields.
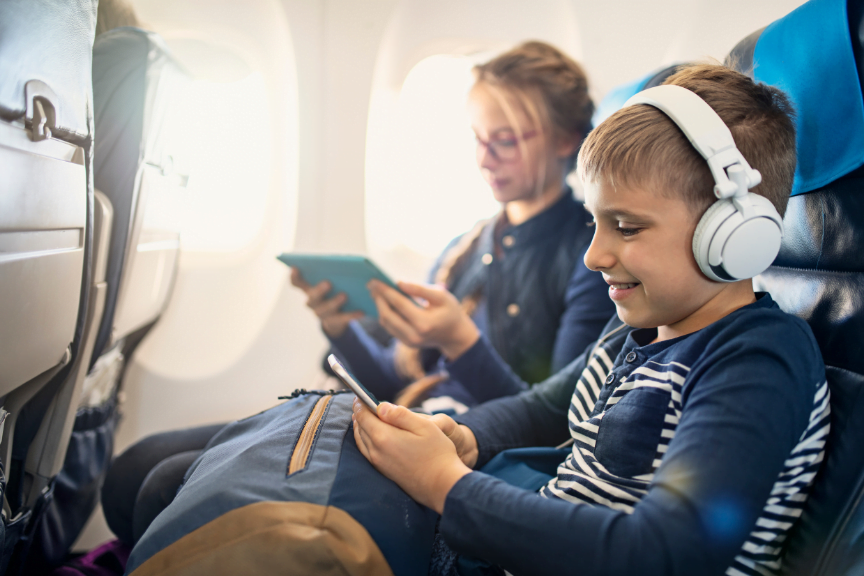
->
xmin=583 ymin=229 xmax=616 ymax=272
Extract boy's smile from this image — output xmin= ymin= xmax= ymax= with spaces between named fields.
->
xmin=582 ymin=179 xmax=757 ymax=342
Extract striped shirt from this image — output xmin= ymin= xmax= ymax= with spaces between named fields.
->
xmin=444 ymin=293 xmax=830 ymax=576
xmin=539 ymin=322 xmax=830 ymax=576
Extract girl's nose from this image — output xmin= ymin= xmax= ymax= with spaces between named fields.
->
xmin=476 ymin=141 xmax=500 ymax=169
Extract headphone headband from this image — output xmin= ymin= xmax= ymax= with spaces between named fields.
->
xmin=623 ymin=85 xmax=761 ymax=200
xmin=621 ymin=84 xmax=783 ymax=283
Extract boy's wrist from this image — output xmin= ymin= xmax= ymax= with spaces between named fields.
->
xmin=428 ymin=461 xmax=472 ymax=514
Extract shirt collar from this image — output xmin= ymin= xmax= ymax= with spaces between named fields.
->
xmin=495 ymin=189 xmax=581 ymax=250
xmin=620 ymin=292 xmax=778 ymax=355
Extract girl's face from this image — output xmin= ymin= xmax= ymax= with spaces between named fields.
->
xmin=467 ymin=84 xmax=566 ymax=204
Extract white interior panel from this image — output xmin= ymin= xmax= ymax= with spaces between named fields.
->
xmin=0 ymin=122 xmax=85 ymax=395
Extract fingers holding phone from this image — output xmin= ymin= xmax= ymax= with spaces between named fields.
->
xmin=368 ymin=280 xmax=480 ymax=360
xmin=428 ymin=413 xmax=480 ymax=468
xmin=290 ymin=268 xmax=364 ymax=337
xmin=351 ymin=398 xmax=471 ymax=514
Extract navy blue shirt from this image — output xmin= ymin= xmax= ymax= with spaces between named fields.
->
xmin=329 ymin=191 xmax=615 ymax=407
xmin=444 ymin=293 xmax=829 ymax=576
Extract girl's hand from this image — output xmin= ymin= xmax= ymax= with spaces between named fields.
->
xmin=352 ymin=399 xmax=473 ymax=514
xmin=290 ymin=268 xmax=364 ymax=337
xmin=367 ymin=280 xmax=480 ymax=360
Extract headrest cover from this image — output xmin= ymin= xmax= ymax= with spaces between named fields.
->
xmin=750 ymin=0 xmax=864 ymax=195
xmin=592 ymin=65 xmax=682 ymax=128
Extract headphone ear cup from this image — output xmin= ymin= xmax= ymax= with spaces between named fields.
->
xmin=692 ymin=199 xmax=735 ymax=282
xmin=692 ymin=194 xmax=783 ymax=282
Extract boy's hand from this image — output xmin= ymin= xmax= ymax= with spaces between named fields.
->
xmin=428 ymin=413 xmax=479 ymax=468
xmin=352 ymin=399 xmax=472 ymax=514
xmin=367 ymin=280 xmax=480 ymax=360
xmin=290 ymin=268 xmax=364 ymax=337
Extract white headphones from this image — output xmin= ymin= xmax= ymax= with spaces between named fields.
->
xmin=623 ymin=85 xmax=783 ymax=282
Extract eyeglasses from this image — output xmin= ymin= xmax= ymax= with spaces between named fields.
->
xmin=475 ymin=130 xmax=538 ymax=162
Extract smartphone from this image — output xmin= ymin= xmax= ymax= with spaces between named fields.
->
xmin=328 ymin=354 xmax=380 ymax=412
xmin=277 ymin=253 xmax=407 ymax=318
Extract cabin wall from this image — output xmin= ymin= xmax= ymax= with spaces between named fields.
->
xmin=74 ymin=0 xmax=807 ymax=551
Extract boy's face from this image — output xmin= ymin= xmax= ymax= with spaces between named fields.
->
xmin=583 ymin=179 xmax=735 ymax=339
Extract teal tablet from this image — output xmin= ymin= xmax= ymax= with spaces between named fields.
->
xmin=277 ymin=253 xmax=404 ymax=318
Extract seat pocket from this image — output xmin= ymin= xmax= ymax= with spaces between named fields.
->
xmin=594 ymin=388 xmax=671 ymax=478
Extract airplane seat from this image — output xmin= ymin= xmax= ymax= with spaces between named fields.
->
xmin=0 ymin=0 xmax=100 ymax=572
xmin=20 ymin=27 xmax=191 ymax=572
xmin=591 ymin=64 xmax=683 ymax=127
xmin=727 ymin=0 xmax=864 ymax=574
xmin=90 ymin=27 xmax=189 ymax=369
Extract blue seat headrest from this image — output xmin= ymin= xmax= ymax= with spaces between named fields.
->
xmin=596 ymin=0 xmax=864 ymax=197
xmin=592 ymin=65 xmax=682 ymax=127
xmin=739 ymin=0 xmax=864 ymax=196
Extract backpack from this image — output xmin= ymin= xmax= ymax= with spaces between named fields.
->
xmin=126 ymin=390 xmax=438 ymax=576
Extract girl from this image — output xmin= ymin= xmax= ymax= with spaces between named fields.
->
xmin=294 ymin=40 xmax=613 ymax=413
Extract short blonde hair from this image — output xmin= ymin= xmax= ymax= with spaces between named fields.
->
xmin=578 ymin=63 xmax=796 ymax=217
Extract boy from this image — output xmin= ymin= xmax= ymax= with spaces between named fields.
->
xmin=354 ymin=63 xmax=829 ymax=576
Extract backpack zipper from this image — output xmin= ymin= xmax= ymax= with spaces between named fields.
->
xmin=288 ymin=395 xmax=332 ymax=474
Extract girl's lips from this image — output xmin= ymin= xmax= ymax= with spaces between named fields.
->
xmin=490 ymin=178 xmax=509 ymax=190
xmin=608 ymin=283 xmax=640 ymax=301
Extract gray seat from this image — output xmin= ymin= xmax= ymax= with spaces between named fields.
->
xmin=22 ymin=27 xmax=190 ymax=572
xmin=0 ymin=0 xmax=100 ymax=571
xmin=90 ymin=27 xmax=188 ymax=365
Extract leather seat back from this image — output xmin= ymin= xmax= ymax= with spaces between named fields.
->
xmin=728 ymin=0 xmax=864 ymax=573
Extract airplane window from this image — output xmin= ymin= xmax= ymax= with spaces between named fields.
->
xmin=171 ymin=72 xmax=273 ymax=253
xmin=366 ymin=54 xmax=501 ymax=276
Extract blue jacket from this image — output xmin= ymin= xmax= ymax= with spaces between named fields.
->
xmin=443 ymin=293 xmax=829 ymax=576
xmin=329 ymin=191 xmax=615 ymax=407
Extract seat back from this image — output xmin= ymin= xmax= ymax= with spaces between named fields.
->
xmin=727 ymin=0 xmax=864 ymax=573
xmin=592 ymin=64 xmax=684 ymax=127
xmin=91 ymin=28 xmax=189 ymax=364
xmin=0 ymin=0 xmax=95 ymax=404
xmin=20 ymin=28 xmax=191 ymax=570
xmin=0 ymin=0 xmax=98 ymax=571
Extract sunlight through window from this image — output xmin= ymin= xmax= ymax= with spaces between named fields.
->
xmin=366 ymin=54 xmax=501 ymax=271
xmin=170 ymin=72 xmax=273 ymax=253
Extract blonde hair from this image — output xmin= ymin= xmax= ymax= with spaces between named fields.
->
xmin=473 ymin=41 xmax=594 ymax=178
xmin=578 ymin=63 xmax=796 ymax=217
